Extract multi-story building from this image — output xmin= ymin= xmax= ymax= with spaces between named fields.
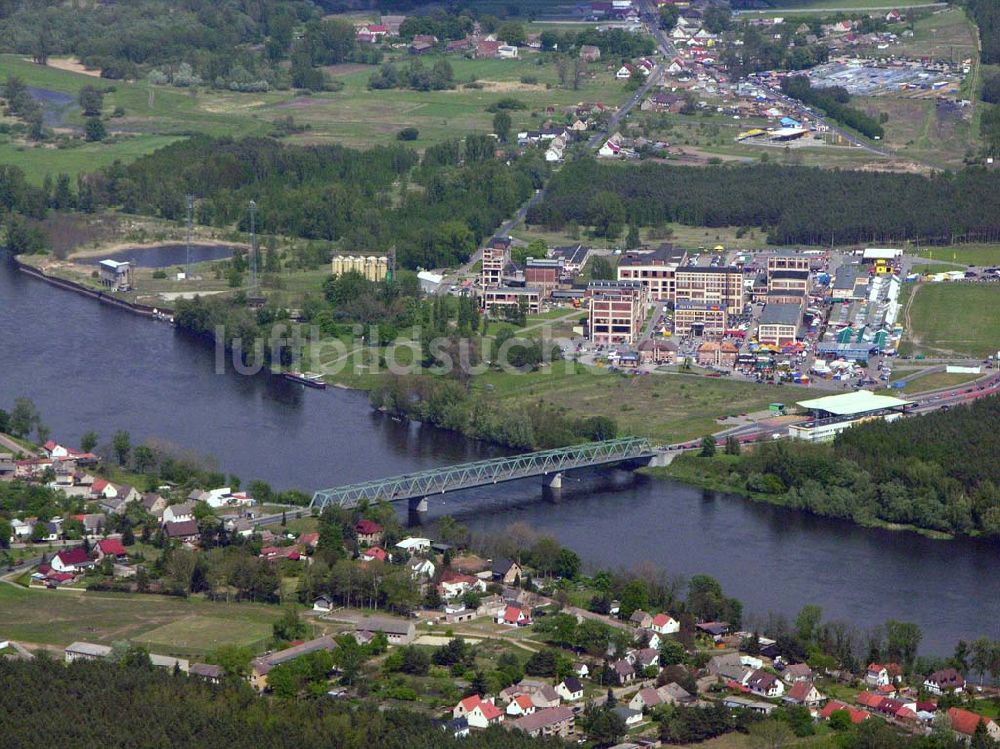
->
xmin=757 ymin=302 xmax=802 ymax=347
xmin=331 ymin=254 xmax=389 ymax=282
xmin=481 ymin=245 xmax=510 ymax=290
xmin=674 ymin=266 xmax=745 ymax=315
xmin=616 ymin=244 xmax=688 ymax=301
xmin=766 ymin=251 xmax=811 ymax=273
xmin=768 ymin=269 xmax=809 ymax=295
xmin=482 ymin=286 xmax=541 ymax=315
xmin=549 ymin=244 xmax=590 ymax=277
xmin=673 ymin=299 xmax=727 ymax=337
xmin=586 ymin=280 xmax=647 ymax=345
xmin=98 ymin=260 xmax=133 ymax=291
xmin=525 ymin=258 xmax=564 ymax=298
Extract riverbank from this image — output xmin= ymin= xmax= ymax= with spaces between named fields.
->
xmin=66 ymin=239 xmax=245 ymax=260
xmin=13 ymin=256 xmax=174 ymax=320
xmin=641 ymin=453 xmax=960 ymax=541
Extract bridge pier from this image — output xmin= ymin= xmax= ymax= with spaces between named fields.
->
xmin=544 ymin=472 xmax=563 ymax=490
xmin=408 ymin=497 xmax=429 ymax=514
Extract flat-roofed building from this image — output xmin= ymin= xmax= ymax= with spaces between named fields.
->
xmin=616 ymin=244 xmax=688 ymax=301
xmin=757 ymin=302 xmax=802 ymax=347
xmin=482 ymin=286 xmax=541 ymax=315
xmin=766 ymin=289 xmax=807 ymax=306
xmin=250 ymin=636 xmax=338 ymax=691
xmin=586 ymin=280 xmax=647 ymax=345
xmin=862 ymin=248 xmax=902 ymax=264
xmin=768 ymin=269 xmax=809 ymax=295
xmin=674 ymin=299 xmax=727 ymax=337
xmin=98 ymin=260 xmax=133 ymax=291
xmin=675 ymin=266 xmax=745 ymax=314
xmin=789 ymin=390 xmax=914 ymax=442
xmin=65 ymin=642 xmax=112 ymax=663
xmin=831 ymin=264 xmax=868 ymax=301
xmin=767 ymin=251 xmax=811 ymax=273
xmin=481 ymin=244 xmax=510 ymax=290
xmin=549 ymin=244 xmax=590 ymax=276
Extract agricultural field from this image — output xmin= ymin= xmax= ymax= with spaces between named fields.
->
xmin=884 ymin=7 xmax=979 ymax=61
xmin=0 ymin=584 xmax=282 ymax=656
xmin=903 ymin=283 xmax=1000 ymax=358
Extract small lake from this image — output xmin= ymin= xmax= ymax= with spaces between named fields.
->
xmin=27 ymin=86 xmax=76 ymax=128
xmin=90 ymin=244 xmax=236 ymax=268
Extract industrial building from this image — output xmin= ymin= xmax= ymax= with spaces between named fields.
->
xmin=98 ymin=259 xmax=133 ymax=292
xmin=788 ymin=390 xmax=914 ymax=442
xmin=549 ymin=244 xmax=591 ymax=276
xmin=757 ymin=302 xmax=803 ymax=347
xmin=524 ymin=258 xmax=564 ymax=298
xmin=482 ymin=286 xmax=541 ymax=315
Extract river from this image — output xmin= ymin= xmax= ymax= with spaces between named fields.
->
xmin=1 ymin=255 xmax=997 ymax=653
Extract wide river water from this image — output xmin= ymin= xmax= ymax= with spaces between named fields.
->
xmin=1 ymin=255 xmax=997 ymax=653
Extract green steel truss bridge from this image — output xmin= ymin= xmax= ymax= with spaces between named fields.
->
xmin=310 ymin=437 xmax=657 ymax=512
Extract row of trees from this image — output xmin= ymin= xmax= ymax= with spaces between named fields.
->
xmin=528 ymin=157 xmax=1000 ymax=246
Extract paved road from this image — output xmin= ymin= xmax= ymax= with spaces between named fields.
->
xmin=736 ymin=3 xmax=945 ymax=14
xmin=0 ymin=434 xmax=36 ymax=455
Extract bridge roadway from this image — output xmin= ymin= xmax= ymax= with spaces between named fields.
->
xmin=310 ymin=437 xmax=660 ymax=512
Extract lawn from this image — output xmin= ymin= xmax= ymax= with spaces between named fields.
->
xmin=857 ymin=95 xmax=974 ymax=170
xmin=475 ymin=363 xmax=797 ymax=443
xmin=897 ymin=370 xmax=982 ymax=393
xmin=884 ymin=7 xmax=979 ymax=62
xmin=0 ymin=584 xmax=282 ymax=656
xmin=912 ymin=244 xmax=1000 ymax=267
xmin=0 ymin=135 xmax=184 ymax=184
xmin=904 ymin=283 xmax=1000 ymax=357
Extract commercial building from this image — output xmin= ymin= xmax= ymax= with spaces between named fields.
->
xmin=586 ymin=280 xmax=647 ymax=345
xmin=757 ymin=302 xmax=803 ymax=347
xmin=616 ymin=244 xmax=688 ymax=301
xmin=831 ymin=264 xmax=868 ymax=301
xmin=674 ymin=299 xmax=727 ymax=337
xmin=549 ymin=244 xmax=590 ymax=276
xmin=788 ymin=390 xmax=914 ymax=442
xmin=482 ymin=286 xmax=541 ymax=315
xmin=767 ymin=251 xmax=811 ymax=273
xmin=331 ymin=254 xmax=389 ymax=282
xmin=861 ymin=248 xmax=902 ymax=264
xmin=98 ymin=260 xmax=133 ymax=291
xmin=675 ymin=266 xmax=745 ymax=315
xmin=768 ymin=269 xmax=810 ymax=295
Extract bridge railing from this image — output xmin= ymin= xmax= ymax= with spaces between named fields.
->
xmin=311 ymin=437 xmax=654 ymax=511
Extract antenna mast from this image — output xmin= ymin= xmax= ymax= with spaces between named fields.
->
xmin=249 ymin=200 xmax=258 ymax=291
xmin=185 ymin=194 xmax=193 ymax=280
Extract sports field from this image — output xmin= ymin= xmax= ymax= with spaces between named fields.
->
xmin=904 ymin=283 xmax=1000 ymax=358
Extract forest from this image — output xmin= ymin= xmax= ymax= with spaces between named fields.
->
xmin=780 ymin=75 xmax=884 ymax=140
xmin=671 ymin=395 xmax=1000 ymax=538
xmin=527 ymin=158 xmax=1000 ymax=246
xmin=0 ymin=657 xmax=562 ymax=749
xmin=964 ymin=0 xmax=1000 ymax=65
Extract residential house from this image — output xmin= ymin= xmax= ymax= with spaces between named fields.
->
xmin=440 ymin=570 xmax=487 ymax=600
xmin=630 ymin=687 xmax=665 ymax=712
xmin=457 ymin=696 xmax=505 ymax=728
xmin=93 ymin=538 xmax=128 ymax=562
xmin=658 ymin=682 xmax=694 ymax=706
xmin=492 ymin=558 xmax=522 ymax=585
xmin=395 ymin=537 xmax=431 ymax=553
xmin=628 ymin=647 xmax=660 ymax=672
xmin=783 ymin=663 xmax=814 ymax=683
xmin=630 ymin=610 xmax=653 ymax=629
xmin=498 ymin=44 xmax=518 ymax=59
xmin=821 ymin=700 xmax=870 ymax=724
xmin=141 ymin=493 xmax=167 ymax=518
xmin=354 ymin=616 xmax=416 ymax=645
xmin=611 ymin=660 xmax=636 ymax=686
xmin=616 ymin=64 xmax=635 ymax=79
xmin=260 ymin=545 xmax=304 ymax=562
xmin=0 ymin=452 xmax=14 ymax=479
xmin=189 ymin=663 xmax=224 ymax=683
xmin=708 ymin=653 xmax=747 ymax=681
xmin=650 ymin=613 xmax=680 ymax=635
xmin=746 ymin=669 xmax=785 ymax=698
xmin=947 ymin=708 xmax=1000 ymax=742
xmin=64 ymin=642 xmax=112 ymax=662
xmin=100 ymin=484 xmax=140 ymax=514
xmin=784 ymin=681 xmax=824 ymax=708
xmin=81 ymin=513 xmax=106 ymax=537
xmin=407 ymin=557 xmax=435 ymax=580
xmin=638 ymin=338 xmax=677 ymax=365
xmin=865 ymin=663 xmax=889 ymax=687
xmin=354 ymin=519 xmax=383 ymax=546
xmin=528 ymin=685 xmax=559 ymax=710
xmin=163 ymin=520 xmax=200 ymax=544
xmin=497 ymin=605 xmax=532 ymax=627
xmin=360 ymin=546 xmax=388 ymax=563
xmin=573 ymin=662 xmax=590 ymax=679
xmin=511 ymin=706 xmax=574 ymax=738
xmin=51 ymin=547 xmax=93 ymax=573
xmin=612 ymin=707 xmax=643 ymax=727
xmin=381 ymin=15 xmax=405 ymax=36
xmin=10 ymin=518 xmax=33 ymax=542
xmin=250 ymin=636 xmax=337 ymax=691
xmin=162 ymin=501 xmax=195 ymax=525
xmin=312 ymin=595 xmax=334 ymax=612
xmin=506 ymin=694 xmax=536 ymax=717
xmin=556 ymin=677 xmax=584 ymax=702
xmin=924 ymin=668 xmax=964 ymax=695
xmin=638 ymin=629 xmax=661 ymax=651
xmin=475 ymin=40 xmax=501 ymax=59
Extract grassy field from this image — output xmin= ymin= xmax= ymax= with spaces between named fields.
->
xmin=904 ymin=283 xmax=1000 ymax=357
xmin=474 ymin=363 xmax=796 ymax=443
xmin=0 ymin=584 xmax=282 ymax=656
xmin=513 ymin=223 xmax=772 ymax=251
xmin=858 ymin=95 xmax=974 ymax=169
xmin=885 ymin=7 xmax=978 ymax=61
xmin=912 ymin=244 xmax=1000 ymax=266
xmin=898 ymin=370 xmax=982 ymax=393
xmin=740 ymin=0 xmax=945 ymax=11
xmin=0 ymin=135 xmax=184 ymax=183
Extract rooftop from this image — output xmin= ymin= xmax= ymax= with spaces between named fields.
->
xmin=760 ymin=303 xmax=802 ymax=327
xmin=796 ymin=390 xmax=914 ymax=417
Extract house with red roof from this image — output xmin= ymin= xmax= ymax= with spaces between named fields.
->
xmin=439 ymin=570 xmax=486 ymax=600
xmin=924 ymin=668 xmax=965 ymax=695
xmin=650 ymin=612 xmax=680 ymax=635
xmin=856 ymin=691 xmax=884 ymax=710
xmin=821 ymin=700 xmax=870 ymax=724
xmin=865 ymin=663 xmax=889 ymax=687
xmin=354 ymin=519 xmax=383 ymax=546
xmin=51 ymin=546 xmax=94 ymax=573
xmin=361 ymin=546 xmax=388 ymax=563
xmin=784 ymin=680 xmax=823 ymax=708
xmin=260 ymin=545 xmax=303 ymax=562
xmin=298 ymin=532 xmax=319 ymax=550
xmin=947 ymin=707 xmax=1000 ymax=741
xmin=93 ymin=538 xmax=128 ymax=562
xmin=506 ymin=693 xmax=536 ymax=716
xmin=453 ymin=695 xmax=504 ymax=728
xmin=496 ymin=605 xmax=531 ymax=627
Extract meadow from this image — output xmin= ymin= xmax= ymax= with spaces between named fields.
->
xmin=904 ymin=283 xmax=1000 ymax=358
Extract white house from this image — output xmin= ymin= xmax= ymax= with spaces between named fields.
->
xmin=497 ymin=605 xmax=531 ymax=627
xmin=50 ymin=547 xmax=93 ymax=573
xmin=745 ymin=669 xmax=785 ymax=698
xmin=506 ymin=694 xmax=536 ymax=716
xmin=556 ymin=677 xmax=584 ymax=702
xmin=615 ymin=64 xmax=634 ymax=79
xmin=498 ymin=45 xmax=518 ymax=59
xmin=395 ymin=537 xmax=431 ymax=553
xmin=162 ymin=502 xmax=195 ymax=525
xmin=457 ymin=697 xmax=504 ymax=728
xmin=407 ymin=557 xmax=435 ymax=579
xmin=865 ymin=663 xmax=889 ymax=687
xmin=10 ymin=519 xmax=33 ymax=542
xmin=650 ymin=613 xmax=680 ymax=635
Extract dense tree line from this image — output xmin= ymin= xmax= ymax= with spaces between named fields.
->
xmin=673 ymin=395 xmax=1000 ymax=537
xmin=0 ymin=657 xmax=562 ymax=749
xmin=724 ymin=23 xmax=830 ymax=76
xmin=78 ymin=135 xmax=541 ymax=270
xmin=781 ymin=75 xmax=885 ymax=140
xmin=527 ymin=157 xmax=1000 ymax=245
xmin=964 ymin=0 xmax=1000 ymax=65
